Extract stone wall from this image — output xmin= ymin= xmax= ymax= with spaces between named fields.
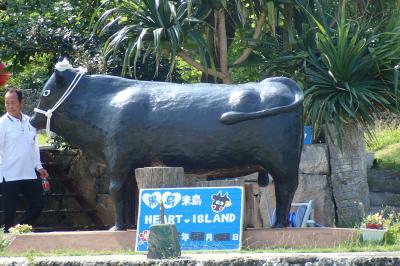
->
xmin=297 ymin=144 xmax=334 ymax=227
xmin=57 ymin=150 xmax=115 ymax=227
xmin=56 ymin=139 xmax=367 ymax=228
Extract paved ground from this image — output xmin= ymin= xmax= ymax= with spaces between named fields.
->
xmin=1 ymin=251 xmax=400 ymax=265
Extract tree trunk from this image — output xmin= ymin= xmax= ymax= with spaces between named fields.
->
xmin=282 ymin=4 xmax=294 ymax=50
xmin=216 ymin=9 xmax=232 ymax=84
xmin=135 ymin=167 xmax=185 ymax=189
xmin=326 ymin=123 xmax=370 ymax=227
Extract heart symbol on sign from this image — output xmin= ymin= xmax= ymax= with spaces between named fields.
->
xmin=142 ymin=192 xmax=162 ymax=209
xmin=161 ymin=192 xmax=181 ymax=209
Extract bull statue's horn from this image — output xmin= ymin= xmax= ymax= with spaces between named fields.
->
xmin=55 ymin=58 xmax=73 ymax=71
xmin=55 ymin=59 xmax=87 ymax=73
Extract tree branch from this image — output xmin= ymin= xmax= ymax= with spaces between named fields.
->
xmin=177 ymin=50 xmax=226 ymax=80
xmin=232 ymin=13 xmax=266 ymax=66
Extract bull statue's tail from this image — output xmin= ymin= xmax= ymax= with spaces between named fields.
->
xmin=220 ymin=77 xmax=303 ymax=125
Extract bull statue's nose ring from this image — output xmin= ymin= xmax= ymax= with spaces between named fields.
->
xmin=34 ymin=108 xmax=52 ymax=119
xmin=45 ymin=110 xmax=52 ymax=119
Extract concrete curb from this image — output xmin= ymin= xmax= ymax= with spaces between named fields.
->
xmin=1 ymin=252 xmax=400 ymax=266
xmin=8 ymin=228 xmax=359 ymax=253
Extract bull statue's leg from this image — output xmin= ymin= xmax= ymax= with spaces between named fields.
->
xmin=274 ymin=179 xmax=298 ymax=227
xmin=257 ymin=169 xmax=269 ymax=187
xmin=105 ymin=151 xmax=135 ymax=231
xmin=272 ymin=170 xmax=299 ymax=228
xmin=109 ymin=178 xmax=127 ymax=231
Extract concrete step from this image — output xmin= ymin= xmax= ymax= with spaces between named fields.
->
xmin=0 ymin=209 xmax=97 ymax=227
xmin=0 ymin=209 xmax=96 ymax=215
xmin=368 ymin=206 xmax=400 ymax=215
xmin=370 ymin=191 xmax=400 ymax=207
xmin=0 ymin=149 xmax=105 ymax=232
xmin=367 ymin=169 xmax=400 ymax=193
xmin=0 ymin=193 xmax=80 ymax=199
xmin=32 ymin=224 xmax=110 ymax=232
xmin=0 ymin=193 xmax=88 ymax=211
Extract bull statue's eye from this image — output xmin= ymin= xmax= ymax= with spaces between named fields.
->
xmin=43 ymin=90 xmax=51 ymax=97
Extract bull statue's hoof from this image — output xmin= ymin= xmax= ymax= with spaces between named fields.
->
xmin=272 ymin=222 xmax=289 ymax=228
xmin=109 ymin=224 xmax=126 ymax=231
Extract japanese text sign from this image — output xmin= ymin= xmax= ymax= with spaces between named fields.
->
xmin=135 ymin=186 xmax=244 ymax=251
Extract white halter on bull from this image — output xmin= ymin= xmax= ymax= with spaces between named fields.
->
xmin=34 ymin=59 xmax=87 ymax=136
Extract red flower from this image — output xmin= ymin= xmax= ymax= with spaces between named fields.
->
xmin=366 ymin=223 xmax=383 ymax=230
xmin=139 ymin=230 xmax=149 ymax=241
xmin=0 ymin=62 xmax=11 ymax=87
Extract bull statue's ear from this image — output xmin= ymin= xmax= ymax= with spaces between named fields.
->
xmin=54 ymin=69 xmax=63 ymax=84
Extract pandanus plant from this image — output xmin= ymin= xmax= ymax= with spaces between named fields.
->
xmin=299 ymin=0 xmax=400 ymax=145
xmin=91 ymin=0 xmax=268 ymax=84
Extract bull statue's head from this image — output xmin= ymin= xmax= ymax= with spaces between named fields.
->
xmin=30 ymin=59 xmax=86 ymax=134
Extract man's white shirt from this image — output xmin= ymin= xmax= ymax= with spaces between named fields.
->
xmin=0 ymin=113 xmax=43 ymax=182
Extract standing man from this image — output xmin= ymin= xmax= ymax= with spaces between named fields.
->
xmin=0 ymin=88 xmax=48 ymax=232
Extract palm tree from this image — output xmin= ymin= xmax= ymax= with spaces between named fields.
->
xmin=297 ymin=0 xmax=400 ymax=226
xmin=92 ymin=0 xmax=270 ymax=84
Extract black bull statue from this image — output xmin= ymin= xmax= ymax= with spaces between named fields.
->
xmin=30 ymin=66 xmax=304 ymax=230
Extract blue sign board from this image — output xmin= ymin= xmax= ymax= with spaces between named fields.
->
xmin=135 ymin=186 xmax=244 ymax=252
xmin=304 ymin=125 xmax=312 ymax=145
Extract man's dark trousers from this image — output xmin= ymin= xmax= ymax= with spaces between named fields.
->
xmin=2 ymin=178 xmax=44 ymax=232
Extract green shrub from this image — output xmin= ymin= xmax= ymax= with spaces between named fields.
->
xmin=384 ymin=212 xmax=400 ymax=245
xmin=0 ymin=228 xmax=11 ymax=252
xmin=4 ymin=55 xmax=50 ymax=115
xmin=9 ymin=224 xmax=32 ymax=234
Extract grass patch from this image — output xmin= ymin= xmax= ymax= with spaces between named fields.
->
xmin=1 ymin=240 xmax=400 ymax=257
xmin=1 ymin=248 xmax=137 ymax=257
xmin=242 ymin=244 xmax=400 ymax=253
xmin=374 ymin=143 xmax=400 ymax=169
xmin=366 ymin=126 xmax=400 ymax=169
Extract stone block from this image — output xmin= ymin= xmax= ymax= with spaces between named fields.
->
xmin=369 ymin=192 xmax=400 ymax=207
xmin=68 ymin=154 xmax=96 ymax=204
xmin=293 ymin=174 xmax=335 ymax=227
xmin=299 ymin=144 xmax=329 ymax=175
xmin=96 ymin=194 xmax=115 ymax=226
xmin=367 ymin=169 xmax=400 ymax=193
